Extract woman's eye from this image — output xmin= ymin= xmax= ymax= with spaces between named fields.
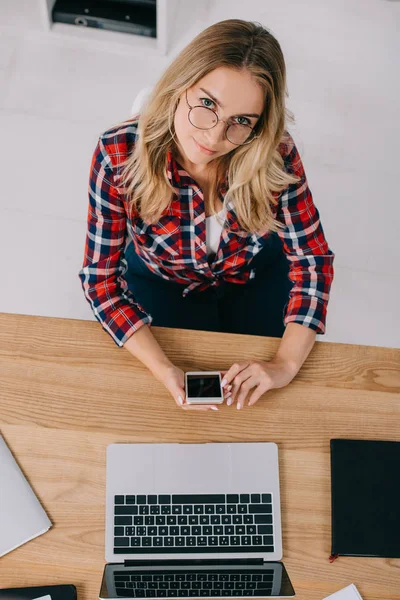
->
xmin=235 ymin=116 xmax=251 ymax=126
xmin=200 ymin=97 xmax=215 ymax=109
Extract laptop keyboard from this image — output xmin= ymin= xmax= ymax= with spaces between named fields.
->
xmin=113 ymin=569 xmax=277 ymax=597
xmin=113 ymin=494 xmax=274 ymax=554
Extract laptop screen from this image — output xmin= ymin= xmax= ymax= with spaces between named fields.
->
xmin=100 ymin=563 xmax=295 ymax=599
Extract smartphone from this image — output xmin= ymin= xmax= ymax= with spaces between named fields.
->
xmin=185 ymin=371 xmax=224 ymax=404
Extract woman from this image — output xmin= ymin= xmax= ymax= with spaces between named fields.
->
xmin=79 ymin=19 xmax=335 ymax=412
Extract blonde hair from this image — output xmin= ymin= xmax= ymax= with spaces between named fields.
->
xmin=117 ymin=19 xmax=301 ymax=233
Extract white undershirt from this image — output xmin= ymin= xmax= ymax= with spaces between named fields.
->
xmin=206 ymin=207 xmax=227 ymax=259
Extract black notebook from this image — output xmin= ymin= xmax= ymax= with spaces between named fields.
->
xmin=0 ymin=584 xmax=76 ymax=600
xmin=330 ymin=439 xmax=400 ymax=558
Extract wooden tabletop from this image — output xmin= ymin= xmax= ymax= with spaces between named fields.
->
xmin=0 ymin=313 xmax=399 ymax=599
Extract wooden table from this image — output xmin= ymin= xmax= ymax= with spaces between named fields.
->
xmin=0 ymin=313 xmax=399 ymax=599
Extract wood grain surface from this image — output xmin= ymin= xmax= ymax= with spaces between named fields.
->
xmin=0 ymin=313 xmax=399 ymax=600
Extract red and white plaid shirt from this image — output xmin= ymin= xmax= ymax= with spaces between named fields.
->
xmin=79 ymin=119 xmax=335 ymax=346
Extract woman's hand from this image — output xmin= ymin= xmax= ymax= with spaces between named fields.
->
xmin=221 ymin=358 xmax=298 ymax=409
xmin=157 ymin=364 xmax=220 ymax=411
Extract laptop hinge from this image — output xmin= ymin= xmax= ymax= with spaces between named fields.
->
xmin=124 ymin=558 xmax=264 ymax=567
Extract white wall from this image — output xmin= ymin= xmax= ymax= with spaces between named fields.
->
xmin=0 ymin=0 xmax=399 ymax=347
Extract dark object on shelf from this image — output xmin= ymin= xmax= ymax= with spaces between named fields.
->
xmin=52 ymin=0 xmax=157 ymax=38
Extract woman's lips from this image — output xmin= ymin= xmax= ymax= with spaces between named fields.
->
xmin=193 ymin=138 xmax=217 ymax=155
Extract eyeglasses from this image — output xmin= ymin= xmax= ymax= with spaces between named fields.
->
xmin=185 ymin=90 xmax=260 ymax=146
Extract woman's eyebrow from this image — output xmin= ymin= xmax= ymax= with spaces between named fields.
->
xmin=199 ymin=87 xmax=261 ymax=118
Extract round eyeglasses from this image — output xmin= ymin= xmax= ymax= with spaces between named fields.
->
xmin=185 ymin=90 xmax=260 ymax=146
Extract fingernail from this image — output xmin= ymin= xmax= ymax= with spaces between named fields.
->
xmin=210 ymin=407 xmax=219 ymax=411
xmin=237 ymin=404 xmax=241 ymax=410
xmin=221 ymin=378 xmax=227 ymax=387
xmin=227 ymin=399 xmax=232 ymax=406
xmin=227 ymin=385 xmax=232 ymax=391
xmin=178 ymin=396 xmax=183 ymax=405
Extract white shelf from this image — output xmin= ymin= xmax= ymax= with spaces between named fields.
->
xmin=40 ymin=0 xmax=182 ymax=56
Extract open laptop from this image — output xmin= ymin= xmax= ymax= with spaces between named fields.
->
xmin=100 ymin=442 xmax=295 ymax=598
xmin=0 ymin=433 xmax=52 ymax=558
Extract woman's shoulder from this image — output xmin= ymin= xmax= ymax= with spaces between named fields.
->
xmin=98 ymin=115 xmax=140 ymax=170
xmin=277 ymin=130 xmax=303 ymax=178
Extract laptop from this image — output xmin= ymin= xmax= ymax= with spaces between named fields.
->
xmin=0 ymin=433 xmax=52 ymax=558
xmin=100 ymin=442 xmax=295 ymax=598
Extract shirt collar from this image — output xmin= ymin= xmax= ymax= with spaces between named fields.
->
xmin=166 ymin=148 xmax=229 ymax=194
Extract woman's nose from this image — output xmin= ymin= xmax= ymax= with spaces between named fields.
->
xmin=204 ymin=120 xmax=227 ymax=146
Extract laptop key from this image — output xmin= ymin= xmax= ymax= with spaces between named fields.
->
xmin=216 ymin=506 xmax=225 ymax=514
xmin=148 ymin=527 xmax=157 ymax=536
xmin=221 ymin=516 xmax=231 ymax=524
xmin=199 ymin=516 xmax=209 ymax=524
xmin=238 ymin=505 xmax=248 ymax=514
xmin=159 ymin=495 xmax=171 ymax=504
xmin=115 ymin=516 xmax=132 ymax=525
xmin=227 ymin=494 xmax=239 ymax=503
xmin=170 ymin=526 xmax=179 ymax=535
xmin=164 ymin=537 xmax=174 ymax=546
xmin=232 ymin=515 xmax=242 ymax=524
xmin=178 ymin=516 xmax=187 ymax=525
xmin=258 ymin=525 xmax=273 ymax=534
xmin=181 ymin=526 xmax=190 ymax=535
xmin=251 ymin=494 xmax=261 ymax=503
xmin=131 ymin=537 xmax=140 ymax=546
xmin=153 ymin=537 xmax=163 ymax=546
xmin=214 ymin=526 xmax=223 ymax=535
xmin=192 ymin=526 xmax=201 ymax=535
xmin=137 ymin=527 xmax=146 ymax=536
xmin=176 ymin=536 xmax=185 ymax=546
xmin=115 ymin=526 xmax=124 ymax=536
xmin=239 ymin=494 xmax=249 ymax=503
xmin=156 ymin=516 xmax=165 ymax=525
xmin=159 ymin=526 xmax=168 ymax=535
xmin=172 ymin=506 xmax=182 ymax=514
xmin=263 ymin=535 xmax=274 ymax=545
xmin=210 ymin=516 xmax=220 ymax=524
xmin=114 ymin=537 xmax=129 ymax=546
xmin=194 ymin=505 xmax=204 ymax=514
xmin=198 ymin=536 xmax=207 ymax=545
xmin=224 ymin=525 xmax=234 ymax=535
xmin=150 ymin=506 xmax=160 ymax=514
xmin=145 ymin=516 xmax=155 ymax=526
xmin=219 ymin=536 xmax=229 ymax=545
xmin=115 ymin=506 xmax=138 ymax=515
xmin=126 ymin=495 xmax=135 ymax=504
xmin=142 ymin=537 xmax=152 ymax=546
xmin=137 ymin=495 xmax=146 ymax=504
xmin=262 ymin=494 xmax=272 ymax=503
xmin=161 ymin=506 xmax=171 ymax=514
xmin=254 ymin=515 xmax=273 ymax=524
xmin=227 ymin=505 xmax=236 ymax=514
xmin=247 ymin=525 xmax=256 ymax=534
xmin=252 ymin=535 xmax=262 ymax=544
xmin=134 ymin=516 xmax=144 ymax=525
xmin=183 ymin=505 xmax=193 ymax=514
xmin=139 ymin=506 xmax=149 ymax=515
xmin=115 ymin=495 xmax=125 ymax=504
xmin=189 ymin=516 xmax=198 ymax=525
xmin=186 ymin=536 xmax=196 ymax=546
xmin=241 ymin=535 xmax=251 ymax=545
xmin=126 ymin=527 xmax=135 ymax=536
xmin=249 ymin=504 xmax=272 ymax=514
xmin=167 ymin=516 xmax=177 ymax=525
xmin=205 ymin=505 xmax=215 ymax=514
xmin=235 ymin=525 xmax=245 ymax=535
xmin=148 ymin=495 xmax=157 ymax=504
xmin=230 ymin=536 xmax=240 ymax=545
xmin=208 ymin=536 xmax=218 ymax=545
xmin=203 ymin=526 xmax=212 ymax=535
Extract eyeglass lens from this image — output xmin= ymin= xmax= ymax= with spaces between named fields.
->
xmin=189 ymin=107 xmax=254 ymax=145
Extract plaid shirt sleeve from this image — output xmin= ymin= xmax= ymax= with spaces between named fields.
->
xmin=78 ymin=136 xmax=152 ymax=347
xmin=276 ymin=134 xmax=335 ymax=334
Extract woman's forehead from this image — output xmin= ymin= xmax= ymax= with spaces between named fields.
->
xmin=192 ymin=67 xmax=265 ymax=115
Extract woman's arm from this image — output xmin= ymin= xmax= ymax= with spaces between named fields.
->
xmin=272 ymin=322 xmax=316 ymax=376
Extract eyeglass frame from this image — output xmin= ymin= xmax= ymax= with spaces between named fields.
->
xmin=185 ymin=89 xmax=261 ymax=146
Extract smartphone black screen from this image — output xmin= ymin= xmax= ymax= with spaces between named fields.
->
xmin=187 ymin=374 xmax=222 ymax=398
